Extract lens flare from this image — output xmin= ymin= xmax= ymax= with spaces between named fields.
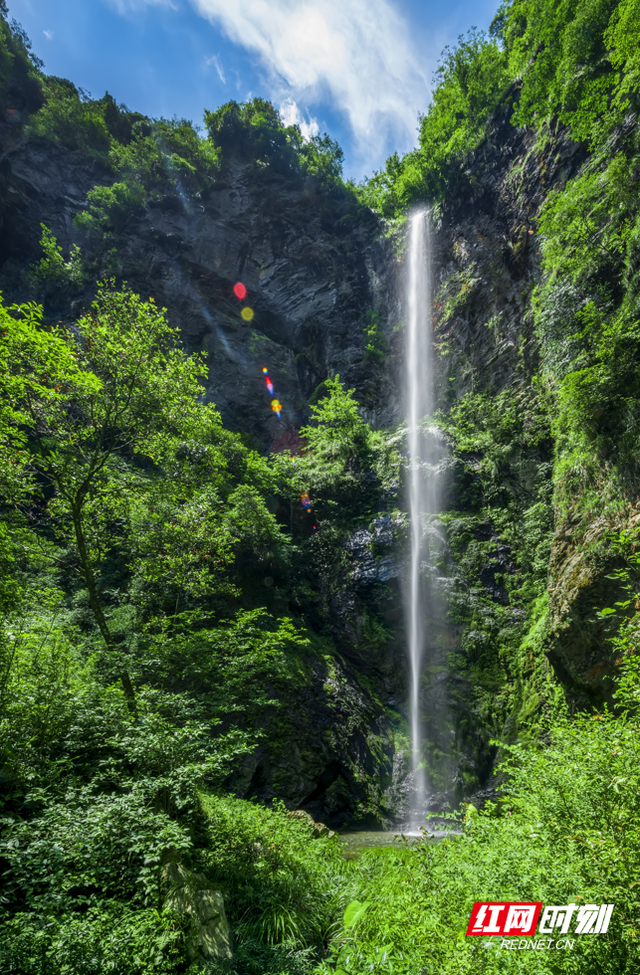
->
xmin=300 ymin=493 xmax=311 ymax=510
xmin=262 ymin=367 xmax=275 ymax=395
xmin=233 ymin=282 xmax=247 ymax=300
xmin=263 ymin=367 xmax=284 ymax=417
xmin=241 ymin=307 xmax=254 ymax=321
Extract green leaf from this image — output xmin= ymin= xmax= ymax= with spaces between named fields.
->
xmin=344 ymin=900 xmax=371 ymax=929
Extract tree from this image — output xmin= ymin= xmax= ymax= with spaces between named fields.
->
xmin=300 ymin=375 xmax=370 ymax=463
xmin=0 ymin=285 xmax=217 ymax=710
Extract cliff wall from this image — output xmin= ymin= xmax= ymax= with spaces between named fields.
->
xmin=0 ymin=131 xmax=394 ymax=443
xmin=0 ymin=79 xmax=625 ymax=818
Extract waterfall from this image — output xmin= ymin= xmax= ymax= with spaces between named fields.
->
xmin=405 ymin=208 xmax=434 ymax=822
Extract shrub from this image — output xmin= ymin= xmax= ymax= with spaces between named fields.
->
xmin=200 ymin=794 xmax=345 ymax=952
xmin=319 ymin=705 xmax=640 ymax=974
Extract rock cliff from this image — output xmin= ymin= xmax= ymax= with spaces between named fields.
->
xmin=0 ymin=81 xmax=620 ymax=821
xmin=0 ymin=129 xmax=391 ymax=445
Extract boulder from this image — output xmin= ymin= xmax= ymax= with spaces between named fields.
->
xmin=163 ymin=861 xmax=233 ymax=964
xmin=286 ymin=808 xmax=337 ymax=839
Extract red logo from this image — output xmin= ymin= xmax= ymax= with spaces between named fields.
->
xmin=467 ymin=902 xmax=543 ymax=936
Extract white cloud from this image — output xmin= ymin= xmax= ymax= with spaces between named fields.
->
xmin=279 ymin=98 xmax=319 ymax=142
xmin=43 ymin=29 xmax=54 ymax=41
xmin=205 ymin=54 xmax=226 ymax=84
xmin=188 ymin=0 xmax=429 ymax=173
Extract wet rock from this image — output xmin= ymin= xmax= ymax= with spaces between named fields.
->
xmin=345 ymin=517 xmax=404 ymax=586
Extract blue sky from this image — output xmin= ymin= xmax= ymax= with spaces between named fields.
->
xmin=8 ymin=0 xmax=499 ymax=181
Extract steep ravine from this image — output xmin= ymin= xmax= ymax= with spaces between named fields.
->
xmin=0 ymin=90 xmax=615 ymax=822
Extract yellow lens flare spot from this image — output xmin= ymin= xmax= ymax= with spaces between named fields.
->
xmin=270 ymin=399 xmax=282 ymax=415
xmin=241 ymin=306 xmax=254 ymax=321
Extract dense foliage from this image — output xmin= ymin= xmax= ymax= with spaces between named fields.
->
xmin=0 ymin=2 xmax=43 ymax=119
xmin=352 ymin=1 xmax=640 ymax=971
xmin=3 ymin=0 xmax=640 ymax=972
xmin=360 ymin=0 xmax=640 ymax=217
xmin=0 ymin=279 xmax=401 ymax=972
xmin=322 ymin=702 xmax=640 ymax=975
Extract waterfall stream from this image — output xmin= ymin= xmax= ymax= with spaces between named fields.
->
xmin=405 ymin=209 xmax=435 ymax=822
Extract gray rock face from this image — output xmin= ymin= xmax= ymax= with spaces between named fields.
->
xmin=0 ymin=136 xmax=393 ymax=446
xmin=163 ymin=861 xmax=233 ymax=963
xmin=411 ymin=93 xmax=585 ymax=407
xmin=345 ymin=515 xmax=405 ymax=586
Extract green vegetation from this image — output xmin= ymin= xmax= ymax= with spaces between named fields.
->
xmin=204 ymin=99 xmax=344 ymax=183
xmin=0 ymin=281 xmax=400 ymax=972
xmin=363 ymin=311 xmax=387 ymax=364
xmin=316 ymin=548 xmax=640 ymax=975
xmin=3 ymin=0 xmax=640 ymax=972
xmin=361 ymin=0 xmax=640 ymax=216
xmin=322 ymin=701 xmax=640 ymax=975
xmin=201 ymin=795 xmax=344 ymax=957
xmin=29 ymin=224 xmax=84 ymax=291
xmin=0 ymin=4 xmax=43 ymax=118
xmin=434 ymin=385 xmax=556 ymax=761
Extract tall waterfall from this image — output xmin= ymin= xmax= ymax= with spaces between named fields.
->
xmin=405 ymin=209 xmax=434 ymax=821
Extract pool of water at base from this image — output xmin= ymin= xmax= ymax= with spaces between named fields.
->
xmin=338 ymin=829 xmax=454 ymax=859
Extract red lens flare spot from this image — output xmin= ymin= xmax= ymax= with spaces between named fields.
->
xmin=233 ymin=282 xmax=247 ymax=300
